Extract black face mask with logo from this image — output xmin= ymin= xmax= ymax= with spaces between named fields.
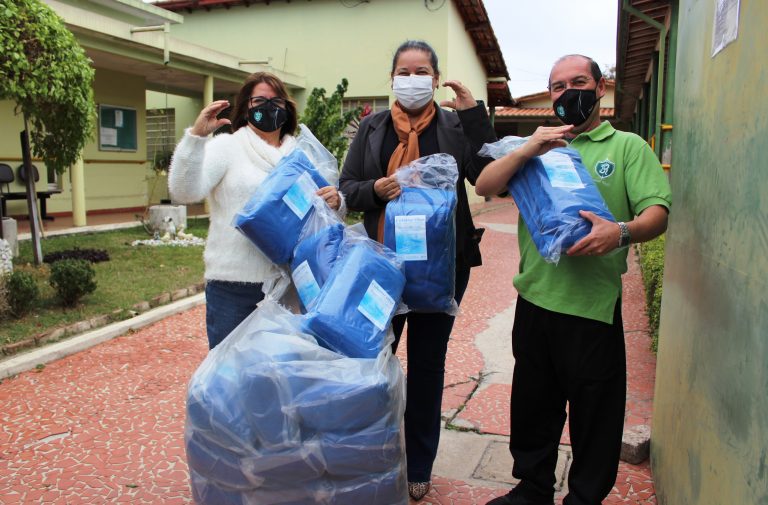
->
xmin=553 ymin=88 xmax=598 ymax=126
xmin=247 ymin=99 xmax=288 ymax=133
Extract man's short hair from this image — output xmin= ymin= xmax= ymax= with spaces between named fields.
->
xmin=549 ymin=55 xmax=603 ymax=87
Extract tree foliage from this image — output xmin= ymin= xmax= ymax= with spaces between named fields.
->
xmin=0 ymin=0 xmax=95 ymax=174
xmin=298 ymin=78 xmax=361 ymax=162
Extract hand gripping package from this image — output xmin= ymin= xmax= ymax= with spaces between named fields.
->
xmin=302 ymin=233 xmax=406 ymax=359
xmin=185 ymin=300 xmax=408 ymax=505
xmin=383 ymin=153 xmax=458 ymax=314
xmin=233 ymin=125 xmax=339 ymax=265
xmin=479 ymin=137 xmax=615 ymax=264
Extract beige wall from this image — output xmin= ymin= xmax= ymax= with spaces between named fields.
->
xmin=168 ymin=0 xmax=489 ymax=108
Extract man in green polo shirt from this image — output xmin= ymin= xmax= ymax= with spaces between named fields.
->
xmin=476 ymin=54 xmax=671 ymax=505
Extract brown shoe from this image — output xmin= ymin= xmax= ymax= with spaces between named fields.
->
xmin=408 ymin=481 xmax=431 ymax=501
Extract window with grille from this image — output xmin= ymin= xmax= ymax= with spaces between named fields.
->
xmin=146 ymin=108 xmax=176 ymax=171
xmin=342 ymin=97 xmax=389 ymax=139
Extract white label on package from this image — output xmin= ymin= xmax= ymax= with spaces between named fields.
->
xmin=293 ymin=260 xmax=321 ymax=307
xmin=282 ymin=172 xmax=319 ymax=219
xmin=394 ymin=214 xmax=428 ymax=261
xmin=543 ymin=152 xmax=585 ymax=189
xmin=357 ymin=280 xmax=396 ymax=331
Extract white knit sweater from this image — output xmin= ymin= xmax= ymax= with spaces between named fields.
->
xmin=169 ymin=127 xmax=298 ymax=284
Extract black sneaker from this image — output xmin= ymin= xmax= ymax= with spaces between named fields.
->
xmin=485 ymin=487 xmax=555 ymax=505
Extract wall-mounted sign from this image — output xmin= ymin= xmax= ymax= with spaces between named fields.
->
xmin=99 ymin=104 xmax=137 ymax=151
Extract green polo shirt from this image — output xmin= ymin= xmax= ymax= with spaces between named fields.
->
xmin=514 ymin=121 xmax=672 ymax=324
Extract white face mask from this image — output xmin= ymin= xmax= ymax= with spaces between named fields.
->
xmin=393 ymin=75 xmax=435 ymax=111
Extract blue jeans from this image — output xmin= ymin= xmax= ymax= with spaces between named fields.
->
xmin=204 ymin=280 xmax=265 ymax=350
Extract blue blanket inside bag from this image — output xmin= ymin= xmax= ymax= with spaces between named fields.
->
xmin=509 ymin=147 xmax=615 ymax=263
xmin=233 ymin=149 xmax=330 ymax=265
xmin=384 ymin=186 xmax=457 ymax=312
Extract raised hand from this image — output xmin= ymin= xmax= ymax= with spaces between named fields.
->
xmin=190 ymin=100 xmax=232 ymax=137
xmin=440 ymin=80 xmax=478 ymax=111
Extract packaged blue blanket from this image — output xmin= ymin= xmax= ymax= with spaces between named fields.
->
xmin=233 ymin=148 xmax=330 ymax=265
xmin=185 ymin=301 xmax=407 ymax=504
xmin=479 ymin=139 xmax=615 ymax=263
xmin=384 ymin=154 xmax=458 ymax=314
xmin=302 ymin=238 xmax=406 ymax=359
xmin=290 ymin=205 xmax=346 ymax=312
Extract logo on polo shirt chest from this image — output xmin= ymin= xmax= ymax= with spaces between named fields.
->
xmin=595 ymin=159 xmax=615 ymax=179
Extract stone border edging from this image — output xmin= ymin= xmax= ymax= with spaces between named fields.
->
xmin=0 ymin=293 xmax=206 ymax=379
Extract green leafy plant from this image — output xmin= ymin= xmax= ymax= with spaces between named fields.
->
xmin=298 ymin=78 xmax=361 ymax=163
xmin=49 ymin=258 xmax=97 ymax=307
xmin=0 ymin=0 xmax=96 ymax=174
xmin=6 ymin=270 xmax=40 ymax=317
xmin=637 ymin=235 xmax=666 ymax=352
xmin=0 ymin=274 xmax=10 ymax=318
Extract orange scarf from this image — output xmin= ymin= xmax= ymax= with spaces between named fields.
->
xmin=377 ymin=101 xmax=437 ymax=241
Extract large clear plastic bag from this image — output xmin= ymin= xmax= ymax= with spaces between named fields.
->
xmin=290 ymin=199 xmax=346 ymax=313
xmin=384 ymin=153 xmax=458 ymax=314
xmin=233 ymin=148 xmax=331 ymax=265
xmin=186 ymin=300 xmax=407 ymax=505
xmin=296 ymin=124 xmax=339 ymax=186
xmin=302 ymin=234 xmax=406 ymax=359
xmin=479 ymin=137 xmax=615 ymax=264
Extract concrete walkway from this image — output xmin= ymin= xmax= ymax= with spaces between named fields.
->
xmin=0 ymin=200 xmax=658 ymax=504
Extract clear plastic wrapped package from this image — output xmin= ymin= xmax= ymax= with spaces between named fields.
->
xmin=479 ymin=137 xmax=615 ymax=264
xmin=295 ymin=124 xmax=339 ymax=187
xmin=233 ymin=148 xmax=330 ymax=265
xmin=302 ymin=234 xmax=406 ymax=359
xmin=186 ymin=300 xmax=407 ymax=505
xmin=383 ymin=153 xmax=458 ymax=314
xmin=290 ymin=200 xmax=346 ymax=312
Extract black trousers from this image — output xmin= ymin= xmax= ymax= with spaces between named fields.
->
xmin=391 ymin=267 xmax=471 ymax=482
xmin=509 ymin=296 xmax=626 ymax=505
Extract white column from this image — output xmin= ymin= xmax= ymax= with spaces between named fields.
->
xmin=71 ymin=155 xmax=87 ymax=227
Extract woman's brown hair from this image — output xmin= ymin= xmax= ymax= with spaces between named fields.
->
xmin=230 ymin=72 xmax=298 ymax=137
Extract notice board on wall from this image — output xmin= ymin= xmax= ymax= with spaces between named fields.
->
xmin=99 ymin=104 xmax=137 ymax=151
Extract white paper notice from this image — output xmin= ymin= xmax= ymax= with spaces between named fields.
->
xmin=543 ymin=151 xmax=584 ymax=189
xmin=114 ymin=109 xmax=124 ymax=127
xmin=100 ymin=127 xmax=118 ymax=146
xmin=357 ymin=280 xmax=396 ymax=331
xmin=293 ymin=260 xmax=321 ymax=308
xmin=712 ymin=0 xmax=740 ymax=57
xmin=282 ymin=172 xmax=319 ymax=219
xmin=394 ymin=214 xmax=428 ymax=261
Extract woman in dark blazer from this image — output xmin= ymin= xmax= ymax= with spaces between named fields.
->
xmin=339 ymin=40 xmax=496 ymax=501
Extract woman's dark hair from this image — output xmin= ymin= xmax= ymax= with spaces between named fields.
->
xmin=391 ymin=40 xmax=440 ymax=77
xmin=230 ymin=72 xmax=298 ymax=137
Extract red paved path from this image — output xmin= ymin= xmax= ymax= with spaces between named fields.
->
xmin=0 ymin=199 xmax=657 ymax=504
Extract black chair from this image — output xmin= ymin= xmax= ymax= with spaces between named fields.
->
xmin=18 ymin=163 xmax=39 ymax=183
xmin=16 ymin=163 xmax=59 ymax=220
xmin=0 ymin=163 xmax=14 ymax=222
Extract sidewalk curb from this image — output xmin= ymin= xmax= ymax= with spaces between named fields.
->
xmin=0 ymin=293 xmax=206 ymax=379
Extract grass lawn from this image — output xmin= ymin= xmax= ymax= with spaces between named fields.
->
xmin=1 ymin=217 xmax=209 ymax=346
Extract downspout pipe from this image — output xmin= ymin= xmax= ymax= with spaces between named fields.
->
xmin=622 ymin=0 xmax=667 ymax=158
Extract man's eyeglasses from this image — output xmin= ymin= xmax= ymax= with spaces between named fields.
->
xmin=249 ymin=96 xmax=287 ymax=109
xmin=549 ymin=76 xmax=593 ymax=93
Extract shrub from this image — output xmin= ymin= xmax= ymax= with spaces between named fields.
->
xmin=0 ymin=275 xmax=9 ymax=318
xmin=49 ymin=259 xmax=97 ymax=307
xmin=43 ymin=247 xmax=110 ymax=264
xmin=6 ymin=270 xmax=40 ymax=317
xmin=637 ymin=235 xmax=666 ymax=352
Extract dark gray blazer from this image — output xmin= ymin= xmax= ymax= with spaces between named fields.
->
xmin=339 ymin=102 xmax=496 ymax=270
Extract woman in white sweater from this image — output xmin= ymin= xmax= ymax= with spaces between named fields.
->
xmin=169 ymin=72 xmax=342 ymax=349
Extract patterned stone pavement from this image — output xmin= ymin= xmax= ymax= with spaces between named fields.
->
xmin=0 ymin=199 xmax=658 ymax=504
